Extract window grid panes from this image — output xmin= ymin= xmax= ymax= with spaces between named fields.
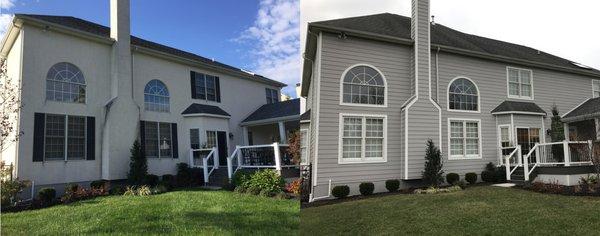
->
xmin=159 ymin=123 xmax=172 ymax=158
xmin=44 ymin=115 xmax=66 ymax=160
xmin=448 ymin=78 xmax=478 ymax=111
xmin=46 ymin=62 xmax=86 ymax=103
xmin=193 ymin=72 xmax=218 ymax=102
xmin=144 ymin=122 xmax=172 ymax=158
xmin=593 ymin=80 xmax=600 ymax=98
xmin=341 ymin=116 xmax=385 ymax=161
xmin=300 ymin=130 xmax=308 ymax=164
xmin=508 ymin=68 xmax=533 ymax=99
xmin=266 ymin=88 xmax=279 ymax=104
xmin=67 ymin=116 xmax=86 ymax=160
xmin=206 ymin=131 xmax=217 ymax=149
xmin=500 ymin=127 xmax=510 ymax=148
xmin=144 ymin=122 xmax=159 ymax=158
xmin=43 ymin=114 xmax=87 ymax=161
xmin=342 ymin=66 xmax=385 ymax=105
xmin=144 ymin=80 xmax=170 ymax=112
xmin=449 ymin=120 xmax=481 ymax=158
xmin=190 ymin=129 xmax=200 ymax=149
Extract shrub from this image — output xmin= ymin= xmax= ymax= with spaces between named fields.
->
xmin=137 ymin=185 xmax=152 ymax=196
xmin=109 ymin=185 xmax=125 ymax=195
xmin=190 ymin=168 xmax=204 ymax=186
xmin=153 ymin=184 xmax=169 ymax=194
xmin=422 ymin=139 xmax=444 ymax=187
xmin=162 ymin=174 xmax=175 ymax=183
xmin=37 ymin=188 xmax=56 ymax=205
xmin=246 ymin=185 xmax=261 ymax=195
xmin=495 ymin=168 xmax=507 ymax=183
xmin=127 ymin=140 xmax=147 ymax=185
xmin=359 ymin=182 xmax=375 ymax=196
xmin=176 ymin=163 xmax=192 ymax=187
xmin=414 ymin=185 xmax=463 ymax=194
xmin=247 ymin=169 xmax=285 ymax=196
xmin=123 ymin=186 xmax=137 ymax=196
xmin=465 ymin=173 xmax=477 ymax=184
xmin=65 ymin=183 xmax=79 ymax=193
xmin=144 ymin=174 xmax=160 ymax=187
xmin=385 ymin=179 xmax=400 ymax=192
xmin=285 ymin=179 xmax=302 ymax=195
xmin=481 ymin=171 xmax=496 ymax=182
xmin=1 ymin=178 xmax=28 ymax=206
xmin=446 ymin=173 xmax=460 ymax=185
xmin=232 ymin=170 xmax=252 ymax=189
xmin=90 ymin=180 xmax=109 ymax=190
xmin=158 ymin=180 xmax=172 ymax=191
xmin=331 ymin=185 xmax=350 ymax=199
xmin=234 ymin=186 xmax=247 ymax=194
xmin=455 ymin=180 xmax=467 ymax=189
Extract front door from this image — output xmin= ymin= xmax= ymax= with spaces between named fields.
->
xmin=517 ymin=128 xmax=540 ymax=163
xmin=217 ymin=131 xmax=228 ymax=165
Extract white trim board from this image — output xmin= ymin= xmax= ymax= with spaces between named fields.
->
xmin=338 ymin=63 xmax=388 ymax=108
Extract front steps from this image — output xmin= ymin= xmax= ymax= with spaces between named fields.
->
xmin=507 ymin=166 xmax=538 ymax=183
xmin=205 ymin=168 xmax=301 ymax=187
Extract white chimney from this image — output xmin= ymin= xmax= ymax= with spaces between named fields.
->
xmin=411 ymin=0 xmax=431 ymax=98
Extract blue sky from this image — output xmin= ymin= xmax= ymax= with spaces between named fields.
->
xmin=0 ymin=0 xmax=301 ymax=96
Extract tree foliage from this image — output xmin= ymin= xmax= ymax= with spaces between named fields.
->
xmin=286 ymin=130 xmax=301 ymax=164
xmin=422 ymin=139 xmax=444 ymax=187
xmin=127 ymin=140 xmax=147 ymax=185
xmin=0 ymin=59 xmax=22 ymax=152
xmin=550 ymin=105 xmax=565 ymax=161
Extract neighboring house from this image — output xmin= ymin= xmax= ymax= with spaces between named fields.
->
xmin=0 ymin=0 xmax=299 ymax=193
xmin=301 ymin=0 xmax=600 ymax=201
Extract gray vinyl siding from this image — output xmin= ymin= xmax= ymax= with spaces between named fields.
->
xmin=314 ymin=33 xmax=411 ymax=188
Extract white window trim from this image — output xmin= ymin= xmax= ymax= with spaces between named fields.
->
xmin=496 ymin=124 xmax=512 ymax=164
xmin=446 ymin=76 xmax=481 ymax=113
xmin=339 ymin=64 xmax=388 ymax=108
xmin=300 ymin=128 xmax=309 ymax=165
xmin=43 ymin=114 xmax=87 ymax=162
xmin=447 ymin=118 xmax=482 ymax=160
xmin=144 ymin=79 xmax=170 ymax=113
xmin=592 ymin=79 xmax=600 ymax=98
xmin=338 ymin=113 xmax=387 ymax=164
xmin=506 ymin=66 xmax=534 ymax=100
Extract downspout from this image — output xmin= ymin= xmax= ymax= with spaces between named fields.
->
xmin=435 ymin=46 xmax=440 ymax=102
xmin=131 ymin=47 xmax=141 ymax=137
xmin=309 ymin=179 xmax=332 ymax=202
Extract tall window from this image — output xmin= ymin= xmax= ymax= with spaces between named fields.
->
xmin=448 ymin=78 xmax=479 ymax=111
xmin=44 ymin=114 xmax=86 ymax=160
xmin=342 ymin=65 xmax=385 ymax=106
xmin=593 ymin=80 xmax=600 ymax=98
xmin=507 ymin=67 xmax=533 ymax=99
xmin=144 ymin=122 xmax=172 ymax=158
xmin=46 ymin=62 xmax=86 ymax=103
xmin=449 ymin=119 xmax=481 ymax=159
xmin=266 ymin=88 xmax=279 ymax=104
xmin=190 ymin=129 xmax=200 ymax=149
xmin=144 ymin=80 xmax=170 ymax=112
xmin=206 ymin=131 xmax=217 ymax=148
xmin=499 ymin=126 xmax=511 ymax=148
xmin=340 ymin=114 xmax=386 ymax=163
xmin=191 ymin=71 xmax=220 ymax=102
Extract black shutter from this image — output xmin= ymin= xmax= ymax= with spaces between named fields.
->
xmin=171 ymin=123 xmax=178 ymax=158
xmin=86 ymin=116 xmax=95 ymax=160
xmin=190 ymin=71 xmax=197 ymax=99
xmin=33 ymin=113 xmax=45 ymax=162
xmin=140 ymin=121 xmax=146 ymax=157
xmin=215 ymin=76 xmax=221 ymax=102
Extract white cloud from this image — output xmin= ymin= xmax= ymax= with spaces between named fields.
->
xmin=238 ymin=0 xmax=301 ymax=97
xmin=0 ymin=0 xmax=16 ymax=10
xmin=0 ymin=0 xmax=16 ymax=40
xmin=302 ymin=0 xmax=600 ymax=70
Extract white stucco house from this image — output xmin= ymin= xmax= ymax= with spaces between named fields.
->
xmin=0 ymin=0 xmax=300 ymax=193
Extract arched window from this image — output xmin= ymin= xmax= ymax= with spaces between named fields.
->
xmin=144 ymin=80 xmax=170 ymax=112
xmin=448 ymin=78 xmax=479 ymax=111
xmin=342 ymin=65 xmax=386 ymax=106
xmin=46 ymin=62 xmax=86 ymax=103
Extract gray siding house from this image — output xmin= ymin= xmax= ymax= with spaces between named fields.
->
xmin=0 ymin=0 xmax=299 ymax=193
xmin=301 ymin=0 xmax=600 ymax=201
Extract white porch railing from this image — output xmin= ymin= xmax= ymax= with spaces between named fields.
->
xmin=227 ymin=142 xmax=296 ymax=179
xmin=188 ymin=147 xmax=218 ymax=184
xmin=505 ymin=140 xmax=593 ymax=181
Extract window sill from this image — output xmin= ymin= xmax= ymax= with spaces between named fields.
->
xmin=507 ymin=95 xmax=534 ymax=101
xmin=339 ymin=102 xmax=387 ymax=108
xmin=447 ymin=156 xmax=482 ymax=160
xmin=447 ymin=109 xmax=480 ymax=113
xmin=338 ymin=158 xmax=387 ymax=164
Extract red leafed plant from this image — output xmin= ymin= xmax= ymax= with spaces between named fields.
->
xmin=285 ymin=179 xmax=301 ymax=195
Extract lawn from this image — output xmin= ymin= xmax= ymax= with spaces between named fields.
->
xmin=300 ymin=186 xmax=600 ymax=235
xmin=2 ymin=189 xmax=299 ymax=235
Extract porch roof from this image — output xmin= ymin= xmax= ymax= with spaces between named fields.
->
xmin=300 ymin=109 xmax=311 ymax=123
xmin=491 ymin=101 xmax=546 ymax=115
xmin=241 ymin=99 xmax=300 ymax=126
xmin=181 ymin=103 xmax=230 ymax=117
xmin=562 ymin=97 xmax=600 ymax=122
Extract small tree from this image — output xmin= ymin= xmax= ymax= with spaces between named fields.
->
xmin=550 ymin=105 xmax=565 ymax=161
xmin=0 ymin=59 xmax=23 ymax=153
xmin=286 ymin=130 xmax=301 ymax=165
xmin=422 ymin=139 xmax=444 ymax=187
xmin=127 ymin=140 xmax=147 ymax=185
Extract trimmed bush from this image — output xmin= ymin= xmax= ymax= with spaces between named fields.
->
xmin=446 ymin=173 xmax=460 ymax=185
xmin=37 ymin=188 xmax=56 ymax=204
xmin=455 ymin=180 xmax=468 ymax=189
xmin=247 ymin=169 xmax=285 ymax=197
xmin=385 ymin=179 xmax=400 ymax=192
xmin=359 ymin=182 xmax=375 ymax=196
xmin=331 ymin=185 xmax=350 ymax=199
xmin=465 ymin=173 xmax=477 ymax=184
xmin=481 ymin=171 xmax=496 ymax=182
xmin=144 ymin=174 xmax=160 ymax=187
xmin=90 ymin=180 xmax=108 ymax=189
xmin=109 ymin=185 xmax=125 ymax=195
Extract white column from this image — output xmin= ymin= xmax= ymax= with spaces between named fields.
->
xmin=595 ymin=118 xmax=600 ymax=140
xmin=273 ymin=142 xmax=282 ymax=175
xmin=563 ymin=123 xmax=570 ymax=141
xmin=242 ymin=126 xmax=249 ymax=145
xmin=278 ymin=121 xmax=286 ymax=144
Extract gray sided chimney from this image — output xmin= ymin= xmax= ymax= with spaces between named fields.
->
xmin=102 ymin=0 xmax=139 ymax=180
xmin=403 ymin=0 xmax=441 ymax=179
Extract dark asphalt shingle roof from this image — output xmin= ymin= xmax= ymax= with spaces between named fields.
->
xmin=311 ymin=13 xmax=600 ymax=75
xmin=563 ymin=97 xmax=600 ymax=119
xmin=242 ymin=99 xmax=300 ymax=123
xmin=491 ymin=101 xmax=546 ymax=115
xmin=300 ymin=109 xmax=311 ymax=121
xmin=181 ymin=103 xmax=230 ymax=117
xmin=15 ymin=14 xmax=286 ymax=87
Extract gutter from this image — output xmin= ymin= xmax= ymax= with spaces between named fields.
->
xmin=240 ymin=115 xmax=300 ymax=126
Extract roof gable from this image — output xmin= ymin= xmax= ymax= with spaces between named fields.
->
xmin=242 ymin=99 xmax=300 ymax=123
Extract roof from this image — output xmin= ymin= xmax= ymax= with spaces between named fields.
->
xmin=491 ymin=101 xmax=546 ymax=115
xmin=242 ymin=99 xmax=300 ymax=124
xmin=562 ymin=97 xmax=600 ymax=121
xmin=181 ymin=103 xmax=230 ymax=117
xmin=300 ymin=109 xmax=311 ymax=122
xmin=13 ymin=14 xmax=286 ymax=87
xmin=302 ymin=13 xmax=600 ymax=95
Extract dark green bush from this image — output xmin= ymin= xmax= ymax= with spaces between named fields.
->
xmin=190 ymin=168 xmax=204 ymax=185
xmin=385 ymin=179 xmax=400 ymax=192
xmin=455 ymin=180 xmax=468 ymax=189
xmin=153 ymin=183 xmax=169 ymax=194
xmin=127 ymin=140 xmax=147 ymax=185
xmin=481 ymin=171 xmax=496 ymax=182
xmin=37 ymin=188 xmax=56 ymax=204
xmin=65 ymin=183 xmax=79 ymax=193
xmin=232 ymin=170 xmax=253 ymax=189
xmin=422 ymin=139 xmax=444 ymax=187
xmin=109 ymin=185 xmax=125 ymax=195
xmin=144 ymin=174 xmax=159 ymax=187
xmin=359 ymin=182 xmax=375 ymax=196
xmin=90 ymin=180 xmax=108 ymax=189
xmin=465 ymin=173 xmax=477 ymax=184
xmin=162 ymin=174 xmax=174 ymax=183
xmin=247 ymin=170 xmax=285 ymax=196
xmin=157 ymin=180 xmax=172 ymax=191
xmin=495 ymin=168 xmax=507 ymax=183
xmin=332 ymin=185 xmax=350 ymax=198
xmin=446 ymin=173 xmax=460 ymax=185
xmin=176 ymin=163 xmax=192 ymax=186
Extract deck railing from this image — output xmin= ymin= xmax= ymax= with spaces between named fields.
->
xmin=227 ymin=143 xmax=296 ymax=179
xmin=188 ymin=147 xmax=217 ymax=184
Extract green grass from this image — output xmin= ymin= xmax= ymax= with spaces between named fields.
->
xmin=2 ymin=189 xmax=299 ymax=235
xmin=300 ymin=186 xmax=600 ymax=235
